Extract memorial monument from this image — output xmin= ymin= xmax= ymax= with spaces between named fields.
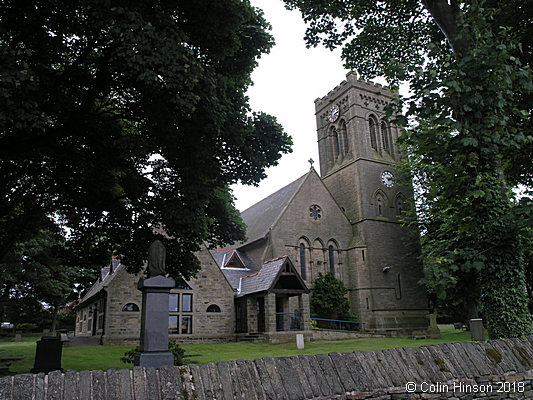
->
xmin=135 ymin=240 xmax=175 ymax=367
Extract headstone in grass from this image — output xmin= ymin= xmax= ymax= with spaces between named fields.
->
xmin=470 ymin=318 xmax=484 ymax=342
xmin=135 ymin=240 xmax=175 ymax=368
xmin=296 ymin=333 xmax=304 ymax=349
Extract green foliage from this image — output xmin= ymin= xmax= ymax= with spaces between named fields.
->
xmin=311 ymin=272 xmax=356 ymax=320
xmin=0 ymin=0 xmax=292 ymax=280
xmin=0 ymin=216 xmax=96 ymax=330
xmin=285 ymin=0 xmax=532 ymax=338
xmin=14 ymin=323 xmax=38 ymax=332
xmin=121 ymin=340 xmax=186 ymax=366
xmin=57 ymin=310 xmax=77 ymax=331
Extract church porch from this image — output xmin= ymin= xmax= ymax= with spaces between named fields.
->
xmin=235 ymin=256 xmax=311 ymax=342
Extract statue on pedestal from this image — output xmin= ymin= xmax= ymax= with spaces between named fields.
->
xmin=136 ymin=239 xmax=175 ymax=368
xmin=147 ymin=239 xmax=166 ymax=277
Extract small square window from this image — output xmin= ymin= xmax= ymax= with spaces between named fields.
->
xmin=169 ymin=294 xmax=179 ymax=312
xmin=181 ymin=315 xmax=192 ymax=334
xmin=169 ymin=315 xmax=178 ymax=334
xmin=182 ymin=294 xmax=192 ymax=312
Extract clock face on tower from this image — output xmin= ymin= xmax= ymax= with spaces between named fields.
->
xmin=381 ymin=170 xmax=394 ymax=187
xmin=327 ymin=105 xmax=340 ymax=122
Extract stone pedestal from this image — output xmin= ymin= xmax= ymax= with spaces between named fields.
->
xmin=30 ymin=336 xmax=63 ymax=374
xmin=470 ymin=318 xmax=484 ymax=342
xmin=135 ymin=275 xmax=175 ymax=368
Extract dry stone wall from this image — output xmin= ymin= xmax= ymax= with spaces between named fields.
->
xmin=0 ymin=337 xmax=532 ymax=399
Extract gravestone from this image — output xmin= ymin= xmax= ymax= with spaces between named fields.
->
xmin=296 ymin=333 xmax=304 ymax=349
xmin=470 ymin=318 xmax=484 ymax=341
xmin=30 ymin=336 xmax=63 ymax=373
xmin=14 ymin=332 xmax=21 ymax=342
xmin=135 ymin=240 xmax=176 ymax=368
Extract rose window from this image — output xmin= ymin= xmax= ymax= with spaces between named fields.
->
xmin=309 ymin=205 xmax=322 ymax=220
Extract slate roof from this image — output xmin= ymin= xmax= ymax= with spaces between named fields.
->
xmin=210 ymin=248 xmax=235 ymax=268
xmin=238 ymin=256 xmax=287 ymax=297
xmin=78 ymin=262 xmax=123 ymax=307
xmin=222 ymin=269 xmax=249 ymax=291
xmin=235 ymin=173 xmax=307 ymax=247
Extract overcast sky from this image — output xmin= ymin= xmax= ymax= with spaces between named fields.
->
xmin=230 ymin=0 xmax=350 ymax=211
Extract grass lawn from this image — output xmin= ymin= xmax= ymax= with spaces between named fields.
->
xmin=0 ymin=325 xmax=471 ymax=375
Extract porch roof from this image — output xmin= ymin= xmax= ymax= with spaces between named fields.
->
xmin=237 ymin=256 xmax=309 ymax=297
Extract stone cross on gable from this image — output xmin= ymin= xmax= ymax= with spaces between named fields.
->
xmin=308 ymin=158 xmax=314 ymax=168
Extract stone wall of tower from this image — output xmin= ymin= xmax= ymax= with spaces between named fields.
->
xmin=315 ymin=72 xmax=428 ymax=332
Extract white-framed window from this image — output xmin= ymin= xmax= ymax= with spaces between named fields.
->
xmin=169 ymin=293 xmax=193 ymax=334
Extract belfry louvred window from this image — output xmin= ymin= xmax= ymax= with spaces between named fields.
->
xmin=369 ymin=117 xmax=378 ymax=151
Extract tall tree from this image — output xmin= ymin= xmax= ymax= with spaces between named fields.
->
xmin=285 ymin=0 xmax=532 ymax=337
xmin=0 ymin=1 xmax=292 ymax=278
xmin=0 ymin=218 xmax=80 ymax=330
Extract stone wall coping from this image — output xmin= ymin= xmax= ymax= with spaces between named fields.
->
xmin=0 ymin=337 xmax=531 ymax=399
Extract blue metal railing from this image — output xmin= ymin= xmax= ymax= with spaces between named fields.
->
xmin=311 ymin=317 xmax=366 ymax=332
xmin=275 ymin=312 xmax=302 ymax=331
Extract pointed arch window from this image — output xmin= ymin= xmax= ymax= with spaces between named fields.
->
xmin=328 ymin=245 xmax=336 ymax=274
xmin=381 ymin=121 xmax=391 ymax=154
xmin=396 ymin=193 xmax=406 ymax=216
xmin=339 ymin=120 xmax=349 ymax=155
xmin=369 ymin=117 xmax=378 ymax=151
xmin=299 ymin=242 xmax=307 ymax=280
xmin=375 ymin=192 xmax=386 ymax=216
xmin=332 ymin=126 xmax=340 ymax=158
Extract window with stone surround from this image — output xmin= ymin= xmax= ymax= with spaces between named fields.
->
xmin=375 ymin=191 xmax=388 ymax=217
xmin=377 ymin=194 xmax=384 ymax=215
xmin=331 ymin=126 xmax=340 ymax=158
xmin=369 ymin=116 xmax=378 ymax=151
xmin=328 ymin=244 xmax=336 ymax=274
xmin=339 ymin=120 xmax=349 ymax=155
xmin=122 ymin=303 xmax=139 ymax=312
xmin=169 ymin=293 xmax=193 ymax=335
xmin=207 ymin=304 xmax=221 ymax=313
xmin=381 ymin=121 xmax=391 ymax=154
xmin=395 ymin=193 xmax=406 ymax=217
xmin=309 ymin=204 xmax=322 ymax=220
xmin=298 ymin=239 xmax=310 ymax=281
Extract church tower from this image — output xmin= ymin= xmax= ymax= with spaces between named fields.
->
xmin=315 ymin=72 xmax=428 ymax=331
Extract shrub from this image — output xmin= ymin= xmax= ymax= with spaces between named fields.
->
xmin=311 ymin=272 xmax=356 ymax=321
xmin=121 ymin=340 xmax=186 ymax=366
xmin=15 ymin=322 xmax=38 ymax=332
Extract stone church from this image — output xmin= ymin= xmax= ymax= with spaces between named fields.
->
xmin=75 ymin=73 xmax=429 ymax=344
